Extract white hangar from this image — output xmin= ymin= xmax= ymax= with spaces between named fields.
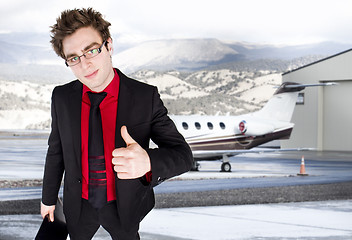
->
xmin=281 ymin=48 xmax=352 ymax=151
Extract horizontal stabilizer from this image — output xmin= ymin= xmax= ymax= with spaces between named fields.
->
xmin=255 ymin=82 xmax=337 ymax=122
xmin=284 ymin=82 xmax=338 ymax=88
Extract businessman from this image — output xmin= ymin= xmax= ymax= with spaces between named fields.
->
xmin=40 ymin=8 xmax=193 ymax=240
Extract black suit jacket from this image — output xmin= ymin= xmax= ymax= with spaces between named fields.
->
xmin=42 ymin=69 xmax=193 ymax=231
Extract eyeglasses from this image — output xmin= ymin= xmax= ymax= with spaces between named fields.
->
xmin=65 ymin=41 xmax=107 ymax=67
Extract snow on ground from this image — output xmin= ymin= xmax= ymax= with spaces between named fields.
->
xmin=254 ymin=73 xmax=282 ymax=85
xmin=190 ymin=69 xmax=237 ymax=92
xmin=230 ymin=79 xmax=254 ymax=95
xmin=137 ymin=73 xmax=209 ymax=99
xmin=139 ymin=200 xmax=352 ymax=240
xmin=0 ymin=110 xmax=50 ymax=129
xmin=240 ymin=84 xmax=277 ymax=104
xmin=0 ymin=80 xmax=54 ymax=102
xmin=1 ymin=200 xmax=351 ymax=240
xmin=229 ymin=73 xmax=281 ymax=97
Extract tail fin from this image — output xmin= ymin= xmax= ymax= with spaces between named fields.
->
xmin=253 ymin=82 xmax=337 ymax=122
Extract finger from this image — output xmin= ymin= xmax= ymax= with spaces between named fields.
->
xmin=49 ymin=211 xmax=54 ymax=222
xmin=114 ymin=165 xmax=128 ymax=173
xmin=114 ymin=165 xmax=131 ymax=177
xmin=112 ymin=148 xmax=133 ymax=158
xmin=121 ymin=126 xmax=137 ymax=146
xmin=40 ymin=207 xmax=46 ymax=219
xmin=113 ymin=159 xmax=131 ymax=169
xmin=116 ymin=172 xmax=130 ymax=179
xmin=112 ymin=157 xmax=119 ymax=165
xmin=112 ymin=158 xmax=131 ymax=172
xmin=112 ymin=156 xmax=129 ymax=165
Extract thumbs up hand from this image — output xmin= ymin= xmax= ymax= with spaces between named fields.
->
xmin=112 ymin=126 xmax=151 ymax=179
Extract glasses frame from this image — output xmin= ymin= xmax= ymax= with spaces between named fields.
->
xmin=65 ymin=41 xmax=107 ymax=67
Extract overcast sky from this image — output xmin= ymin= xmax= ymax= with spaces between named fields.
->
xmin=1 ymin=0 xmax=352 ymax=45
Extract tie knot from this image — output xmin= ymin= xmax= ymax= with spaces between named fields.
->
xmin=88 ymin=92 xmax=107 ymax=106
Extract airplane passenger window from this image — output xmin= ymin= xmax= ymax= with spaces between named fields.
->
xmin=220 ymin=122 xmax=226 ymax=129
xmin=207 ymin=122 xmax=213 ymax=130
xmin=182 ymin=122 xmax=189 ymax=130
xmin=195 ymin=122 xmax=201 ymax=130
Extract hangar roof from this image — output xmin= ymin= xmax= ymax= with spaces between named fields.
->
xmin=282 ymin=48 xmax=352 ymax=76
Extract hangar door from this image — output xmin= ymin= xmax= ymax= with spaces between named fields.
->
xmin=322 ymin=80 xmax=352 ymax=151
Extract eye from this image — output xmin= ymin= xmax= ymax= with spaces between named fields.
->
xmin=69 ymin=56 xmax=79 ymax=63
xmin=87 ymin=48 xmax=99 ymax=55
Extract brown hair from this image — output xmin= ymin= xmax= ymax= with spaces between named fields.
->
xmin=50 ymin=8 xmax=111 ymax=59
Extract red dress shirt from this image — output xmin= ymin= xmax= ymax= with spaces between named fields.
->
xmin=81 ymin=69 xmax=119 ymax=201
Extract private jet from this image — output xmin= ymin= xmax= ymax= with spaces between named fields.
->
xmin=170 ymin=82 xmax=336 ymax=172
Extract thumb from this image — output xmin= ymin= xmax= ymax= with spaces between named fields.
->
xmin=121 ymin=126 xmax=137 ymax=146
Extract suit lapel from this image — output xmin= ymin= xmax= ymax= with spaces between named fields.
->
xmin=68 ymin=81 xmax=83 ymax=167
xmin=113 ymin=71 xmax=143 ymax=230
xmin=115 ymin=71 xmax=135 ymax=148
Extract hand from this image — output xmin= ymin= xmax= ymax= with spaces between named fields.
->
xmin=41 ymin=202 xmax=55 ymax=222
xmin=112 ymin=126 xmax=151 ymax=179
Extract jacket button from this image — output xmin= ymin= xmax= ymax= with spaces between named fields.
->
xmin=78 ymin=179 xmax=82 ymax=183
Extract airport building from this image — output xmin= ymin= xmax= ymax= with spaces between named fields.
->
xmin=281 ymin=48 xmax=352 ymax=151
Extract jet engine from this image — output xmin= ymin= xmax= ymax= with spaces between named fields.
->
xmin=238 ymin=120 xmax=274 ymax=136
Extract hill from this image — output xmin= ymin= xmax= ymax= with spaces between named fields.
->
xmin=0 ymin=33 xmax=350 ymax=129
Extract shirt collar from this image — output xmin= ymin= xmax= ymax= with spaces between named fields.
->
xmin=82 ymin=68 xmax=119 ymax=98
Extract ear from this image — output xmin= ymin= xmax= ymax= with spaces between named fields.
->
xmin=106 ymin=37 xmax=113 ymax=55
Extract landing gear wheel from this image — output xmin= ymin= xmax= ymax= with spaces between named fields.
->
xmin=191 ymin=161 xmax=200 ymax=171
xmin=221 ymin=162 xmax=231 ymax=172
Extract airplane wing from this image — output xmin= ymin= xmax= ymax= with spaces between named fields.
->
xmin=192 ymin=147 xmax=314 ymax=159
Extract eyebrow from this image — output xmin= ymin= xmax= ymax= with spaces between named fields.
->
xmin=65 ymin=42 xmax=101 ymax=59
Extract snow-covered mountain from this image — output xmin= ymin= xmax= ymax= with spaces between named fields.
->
xmin=0 ymin=32 xmax=350 ymax=130
xmin=113 ymin=39 xmax=351 ymax=73
xmin=113 ymin=39 xmax=242 ymax=72
xmin=1 ymin=32 xmax=350 ymax=74
xmin=0 ymin=69 xmax=282 ymax=130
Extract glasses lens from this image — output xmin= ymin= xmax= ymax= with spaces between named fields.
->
xmin=85 ymin=48 xmax=100 ymax=59
xmin=66 ymin=56 xmax=80 ymax=66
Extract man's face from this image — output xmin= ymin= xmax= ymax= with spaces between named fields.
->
xmin=62 ymin=26 xmax=114 ymax=92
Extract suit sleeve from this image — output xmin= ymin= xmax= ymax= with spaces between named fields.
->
xmin=42 ymin=87 xmax=65 ymax=206
xmin=146 ymin=87 xmax=193 ymax=187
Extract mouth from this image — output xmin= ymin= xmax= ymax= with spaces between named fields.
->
xmin=85 ymin=70 xmax=99 ymax=79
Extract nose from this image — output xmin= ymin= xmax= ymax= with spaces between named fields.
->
xmin=80 ymin=55 xmax=93 ymax=69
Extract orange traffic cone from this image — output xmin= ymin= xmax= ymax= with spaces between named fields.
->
xmin=297 ymin=156 xmax=308 ymax=176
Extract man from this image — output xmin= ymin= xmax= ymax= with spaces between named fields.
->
xmin=41 ymin=8 xmax=193 ymax=240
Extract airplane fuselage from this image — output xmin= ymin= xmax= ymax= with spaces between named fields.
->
xmin=163 ymin=82 xmax=335 ymax=170
xmin=171 ymin=115 xmax=293 ymax=156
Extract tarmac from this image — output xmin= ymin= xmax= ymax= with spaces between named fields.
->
xmin=0 ymin=200 xmax=351 ymax=239
xmin=1 ymin=141 xmax=352 ymax=239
